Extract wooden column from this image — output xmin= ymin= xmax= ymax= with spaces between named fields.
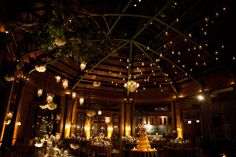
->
xmin=64 ymin=95 xmax=73 ymax=137
xmin=131 ymin=102 xmax=136 ymax=137
xmin=200 ymin=92 xmax=215 ymax=144
xmin=71 ymin=98 xmax=78 ymax=136
xmin=2 ymin=81 xmax=24 ymax=147
xmin=0 ymin=82 xmax=15 ymax=144
xmin=125 ymin=99 xmax=132 ymax=136
xmin=120 ymin=102 xmax=125 ymax=136
xmin=120 ymin=99 xmax=133 ymax=136
xmin=171 ymin=100 xmax=176 ymax=131
xmin=175 ymin=99 xmax=183 ymax=139
xmin=61 ymin=94 xmax=73 ymax=138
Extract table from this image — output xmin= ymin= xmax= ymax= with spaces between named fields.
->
xmin=129 ymin=150 xmax=158 ymax=157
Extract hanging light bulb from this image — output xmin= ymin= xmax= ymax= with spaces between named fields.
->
xmin=35 ymin=65 xmax=46 ymax=72
xmin=98 ymin=110 xmax=102 ymax=115
xmin=105 ymin=117 xmax=111 ymax=124
xmin=55 ymin=75 xmax=61 ymax=83
xmin=46 ymin=93 xmax=54 ymax=103
xmin=124 ymin=80 xmax=139 ymax=93
xmin=62 ymin=79 xmax=69 ymax=89
xmin=37 ymin=89 xmax=43 ymax=97
xmin=79 ymin=97 xmax=84 ymax=106
xmin=80 ymin=62 xmax=87 ymax=71
xmin=72 ymin=92 xmax=77 ymax=99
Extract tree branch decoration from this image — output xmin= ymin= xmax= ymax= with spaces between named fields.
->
xmin=15 ymin=0 xmax=117 ymax=65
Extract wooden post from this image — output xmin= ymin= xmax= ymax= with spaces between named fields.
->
xmin=120 ymin=101 xmax=125 ymax=136
xmin=200 ymin=92 xmax=215 ymax=144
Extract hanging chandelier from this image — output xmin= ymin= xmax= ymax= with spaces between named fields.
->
xmin=71 ymin=92 xmax=77 ymax=99
xmin=35 ymin=65 xmax=46 ymax=72
xmin=55 ymin=75 xmax=61 ymax=83
xmin=80 ymin=62 xmax=87 ymax=71
xmin=37 ymin=89 xmax=43 ymax=97
xmin=124 ymin=80 xmax=139 ymax=93
xmin=62 ymin=79 xmax=69 ymax=89
xmin=79 ymin=97 xmax=84 ymax=106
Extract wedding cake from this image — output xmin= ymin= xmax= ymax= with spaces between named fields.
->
xmin=136 ymin=126 xmax=151 ymax=151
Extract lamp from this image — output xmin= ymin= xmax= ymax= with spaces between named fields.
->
xmin=46 ymin=93 xmax=54 ymax=103
xmin=35 ymin=65 xmax=46 ymax=72
xmin=124 ymin=80 xmax=139 ymax=92
xmin=37 ymin=89 xmax=43 ymax=97
xmin=5 ymin=112 xmax=13 ymax=125
xmin=79 ymin=97 xmax=84 ymax=106
xmin=72 ymin=92 xmax=77 ymax=99
xmin=105 ymin=117 xmax=111 ymax=124
xmin=62 ymin=79 xmax=69 ymax=89
xmin=55 ymin=75 xmax=61 ymax=83
xmin=93 ymin=81 xmax=101 ymax=87
xmin=80 ymin=62 xmax=87 ymax=71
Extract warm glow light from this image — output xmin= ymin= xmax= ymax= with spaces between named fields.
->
xmin=79 ymin=97 xmax=84 ymax=106
xmin=6 ymin=112 xmax=13 ymax=119
xmin=35 ymin=65 xmax=46 ymax=72
xmin=98 ymin=110 xmax=102 ymax=115
xmin=46 ymin=93 xmax=54 ymax=103
xmin=125 ymin=126 xmax=131 ymax=136
xmin=80 ymin=62 xmax=87 ymax=71
xmin=5 ymin=120 xmax=11 ymax=125
xmin=16 ymin=122 xmax=21 ymax=126
xmin=37 ymin=89 xmax=43 ymax=97
xmin=197 ymin=94 xmax=205 ymax=101
xmin=62 ymin=79 xmax=69 ymax=89
xmin=188 ymin=120 xmax=192 ymax=124
xmin=107 ymin=125 xmax=113 ymax=138
xmin=196 ymin=120 xmax=200 ymax=123
xmin=55 ymin=75 xmax=61 ymax=83
xmin=124 ymin=80 xmax=139 ymax=92
xmin=84 ymin=118 xmax=91 ymax=139
xmin=72 ymin=92 xmax=76 ymax=99
xmin=177 ymin=128 xmax=183 ymax=139
xmin=93 ymin=81 xmax=101 ymax=87
xmin=34 ymin=142 xmax=43 ymax=148
xmin=65 ymin=124 xmax=71 ymax=137
xmin=105 ymin=117 xmax=111 ymax=124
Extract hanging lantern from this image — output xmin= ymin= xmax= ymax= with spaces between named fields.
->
xmin=86 ymin=110 xmax=96 ymax=118
xmin=79 ymin=97 xmax=84 ymax=106
xmin=47 ymin=102 xmax=57 ymax=110
xmin=39 ymin=104 xmax=47 ymax=110
xmin=55 ymin=75 xmax=61 ymax=83
xmin=35 ymin=65 xmax=46 ymax=72
xmin=37 ymin=89 xmax=43 ymax=97
xmin=54 ymin=38 xmax=66 ymax=46
xmin=124 ymin=80 xmax=139 ymax=93
xmin=105 ymin=117 xmax=111 ymax=124
xmin=62 ymin=79 xmax=69 ymax=89
xmin=46 ymin=93 xmax=54 ymax=103
xmin=72 ymin=92 xmax=77 ymax=99
xmin=80 ymin=62 xmax=87 ymax=71
xmin=98 ymin=110 xmax=102 ymax=115
xmin=93 ymin=81 xmax=101 ymax=87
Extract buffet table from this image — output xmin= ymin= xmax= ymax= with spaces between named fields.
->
xmin=129 ymin=150 xmax=158 ymax=157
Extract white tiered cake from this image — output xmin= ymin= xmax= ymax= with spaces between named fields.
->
xmin=136 ymin=126 xmax=151 ymax=151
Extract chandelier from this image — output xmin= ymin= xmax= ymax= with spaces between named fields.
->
xmin=79 ymin=97 xmax=84 ymax=106
xmin=124 ymin=80 xmax=139 ymax=93
xmin=62 ymin=79 xmax=69 ymax=89
xmin=35 ymin=65 xmax=46 ymax=72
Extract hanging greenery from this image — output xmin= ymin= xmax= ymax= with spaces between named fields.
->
xmin=14 ymin=0 xmax=116 ymax=64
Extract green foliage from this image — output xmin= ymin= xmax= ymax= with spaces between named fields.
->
xmin=15 ymin=3 xmax=114 ymax=64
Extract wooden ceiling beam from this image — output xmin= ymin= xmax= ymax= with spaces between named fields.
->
xmin=81 ymin=74 xmax=125 ymax=84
